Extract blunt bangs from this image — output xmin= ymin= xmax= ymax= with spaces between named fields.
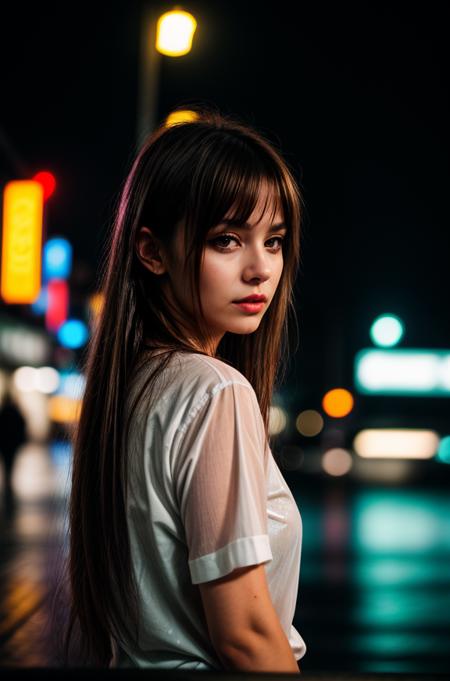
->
xmin=183 ymin=130 xmax=293 ymax=257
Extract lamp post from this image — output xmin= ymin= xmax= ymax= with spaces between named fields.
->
xmin=136 ymin=5 xmax=197 ymax=148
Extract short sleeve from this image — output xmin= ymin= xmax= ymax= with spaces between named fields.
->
xmin=174 ymin=381 xmax=273 ymax=584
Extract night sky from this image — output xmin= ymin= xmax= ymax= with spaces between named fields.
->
xmin=1 ymin=1 xmax=449 ymax=404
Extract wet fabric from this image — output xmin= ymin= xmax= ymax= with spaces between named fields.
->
xmin=110 ymin=351 xmax=306 ymax=669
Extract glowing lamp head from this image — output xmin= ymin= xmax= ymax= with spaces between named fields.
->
xmin=156 ymin=10 xmax=197 ymax=56
xmin=165 ymin=109 xmax=199 ymax=127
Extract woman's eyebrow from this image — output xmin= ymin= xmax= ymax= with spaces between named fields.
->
xmin=216 ymin=218 xmax=287 ymax=231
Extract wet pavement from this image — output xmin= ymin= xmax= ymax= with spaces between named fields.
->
xmin=0 ymin=442 xmax=450 ymax=675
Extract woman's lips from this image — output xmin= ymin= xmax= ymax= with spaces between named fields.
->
xmin=232 ymin=301 xmax=265 ymax=313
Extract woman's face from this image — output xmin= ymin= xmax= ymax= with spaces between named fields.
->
xmin=139 ymin=186 xmax=287 ymax=355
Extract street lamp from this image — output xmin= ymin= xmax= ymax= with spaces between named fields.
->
xmin=156 ymin=9 xmax=197 ymax=56
xmin=136 ymin=5 xmax=197 ymax=147
xmin=165 ymin=109 xmax=199 ymax=126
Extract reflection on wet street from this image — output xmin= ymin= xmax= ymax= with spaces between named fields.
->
xmin=289 ymin=475 xmax=450 ymax=674
xmin=1 ymin=442 xmax=450 ymax=673
xmin=0 ymin=441 xmax=70 ymax=667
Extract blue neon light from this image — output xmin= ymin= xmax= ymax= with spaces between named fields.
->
xmin=43 ymin=238 xmax=72 ymax=280
xmin=57 ymin=319 xmax=89 ymax=349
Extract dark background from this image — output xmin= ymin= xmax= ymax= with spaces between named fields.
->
xmin=1 ymin=2 xmax=449 ymax=400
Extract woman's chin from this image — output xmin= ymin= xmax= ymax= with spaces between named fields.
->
xmin=226 ymin=319 xmax=262 ymax=335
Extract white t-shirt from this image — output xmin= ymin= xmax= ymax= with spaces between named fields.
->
xmin=110 ymin=350 xmax=306 ymax=670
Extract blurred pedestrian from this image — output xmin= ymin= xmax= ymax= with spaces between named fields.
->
xmin=0 ymin=392 xmax=26 ymax=513
xmin=63 ymin=106 xmax=306 ymax=673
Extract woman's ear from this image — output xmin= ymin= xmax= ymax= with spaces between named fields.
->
xmin=135 ymin=226 xmax=167 ymax=275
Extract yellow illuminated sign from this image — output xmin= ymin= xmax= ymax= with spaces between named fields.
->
xmin=1 ymin=180 xmax=44 ymax=303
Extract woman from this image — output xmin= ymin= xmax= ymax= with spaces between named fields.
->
xmin=64 ymin=106 xmax=307 ymax=672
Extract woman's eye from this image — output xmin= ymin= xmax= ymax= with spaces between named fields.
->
xmin=210 ymin=234 xmax=239 ymax=249
xmin=267 ymin=236 xmax=284 ymax=249
xmin=209 ymin=234 xmax=284 ymax=251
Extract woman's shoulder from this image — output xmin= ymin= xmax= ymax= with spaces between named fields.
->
xmin=174 ymin=351 xmax=253 ymax=392
xmin=131 ymin=349 xmax=256 ymax=418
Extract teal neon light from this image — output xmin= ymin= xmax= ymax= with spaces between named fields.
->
xmin=370 ymin=314 xmax=404 ymax=348
xmin=354 ymin=348 xmax=450 ymax=396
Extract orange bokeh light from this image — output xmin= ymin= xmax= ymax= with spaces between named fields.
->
xmin=322 ymin=388 xmax=354 ymax=418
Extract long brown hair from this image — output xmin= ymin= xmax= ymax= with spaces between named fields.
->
xmin=64 ymin=105 xmax=304 ymax=666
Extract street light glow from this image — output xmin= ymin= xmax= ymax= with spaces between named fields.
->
xmin=156 ymin=10 xmax=197 ymax=56
xmin=322 ymin=388 xmax=354 ymax=418
xmin=354 ymin=348 xmax=450 ymax=395
xmin=353 ymin=428 xmax=440 ymax=459
xmin=165 ymin=110 xmax=199 ymax=126
xmin=370 ymin=313 xmax=404 ymax=347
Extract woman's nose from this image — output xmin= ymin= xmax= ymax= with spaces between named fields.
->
xmin=242 ymin=247 xmax=272 ymax=281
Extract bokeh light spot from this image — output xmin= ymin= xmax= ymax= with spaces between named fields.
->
xmin=322 ymin=448 xmax=353 ymax=476
xmin=322 ymin=388 xmax=354 ymax=418
xmin=296 ymin=409 xmax=324 ymax=436
xmin=32 ymin=171 xmax=56 ymax=200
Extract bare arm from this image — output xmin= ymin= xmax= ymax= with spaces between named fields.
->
xmin=219 ymin=626 xmax=301 ymax=673
xmin=198 ymin=564 xmax=301 ymax=674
